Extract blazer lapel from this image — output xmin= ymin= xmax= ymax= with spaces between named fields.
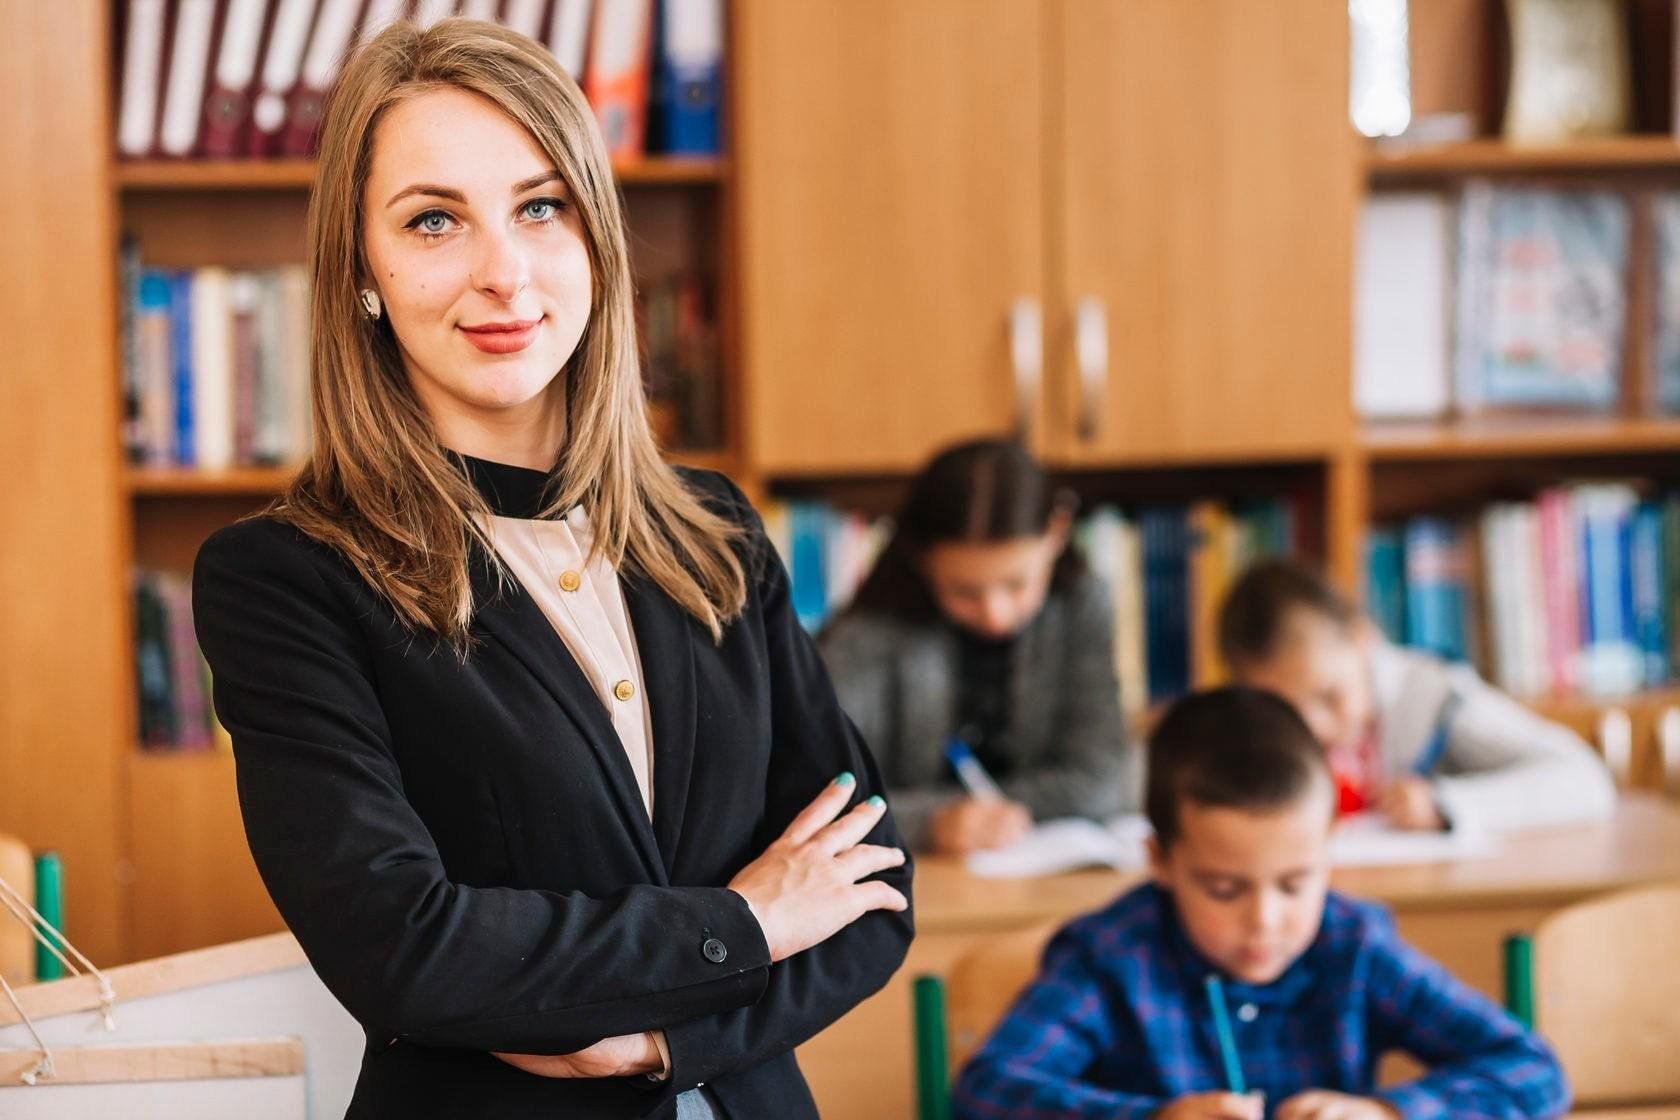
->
xmin=622 ymin=573 xmax=697 ymax=874
xmin=470 ymin=556 xmax=666 ymax=882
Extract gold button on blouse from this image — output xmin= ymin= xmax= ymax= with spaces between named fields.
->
xmin=613 ymin=679 xmax=636 ymax=702
xmin=558 ymin=570 xmax=582 ymax=592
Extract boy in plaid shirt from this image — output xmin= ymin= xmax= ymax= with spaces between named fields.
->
xmin=952 ymin=687 xmax=1568 ymax=1120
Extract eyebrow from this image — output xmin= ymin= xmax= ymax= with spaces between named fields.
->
xmin=385 ymin=171 xmax=566 ymax=210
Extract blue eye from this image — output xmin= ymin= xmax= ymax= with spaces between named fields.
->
xmin=521 ymin=197 xmax=565 ymax=222
xmin=406 ymin=209 xmax=454 ymax=238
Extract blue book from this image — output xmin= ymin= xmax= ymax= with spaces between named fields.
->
xmin=1630 ymin=501 xmax=1668 ymax=687
xmin=1403 ymin=517 xmax=1467 ymax=661
xmin=1578 ymin=486 xmax=1641 ymax=695
xmin=787 ymin=501 xmax=831 ymax=631
xmin=1139 ymin=507 xmax=1189 ymax=701
xmin=169 ymin=270 xmax=195 ymax=466
xmin=1365 ymin=526 xmax=1406 ymax=644
xmin=135 ymin=271 xmax=176 ymax=465
xmin=651 ymin=0 xmax=722 ymax=156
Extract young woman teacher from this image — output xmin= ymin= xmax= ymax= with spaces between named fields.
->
xmin=192 ymin=19 xmax=911 ymax=1119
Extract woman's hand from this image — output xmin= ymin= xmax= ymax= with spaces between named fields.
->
xmin=928 ymin=797 xmax=1031 ymax=855
xmin=493 ymin=1031 xmax=663 ymax=1079
xmin=727 ymin=773 xmax=909 ymax=962
xmin=1379 ymin=778 xmax=1445 ymax=831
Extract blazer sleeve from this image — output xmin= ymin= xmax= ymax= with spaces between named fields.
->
xmin=659 ymin=476 xmax=916 ymax=1091
xmin=999 ymin=572 xmax=1138 ymax=821
xmin=193 ymin=519 xmax=773 ymax=1055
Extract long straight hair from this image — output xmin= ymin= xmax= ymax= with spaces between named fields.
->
xmin=272 ymin=18 xmax=745 ymax=648
xmin=844 ymin=438 xmax=1083 ymax=621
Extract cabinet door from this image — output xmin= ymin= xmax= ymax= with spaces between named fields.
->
xmin=737 ymin=0 xmax=1047 ymax=474
xmin=1049 ymin=0 xmax=1356 ymax=464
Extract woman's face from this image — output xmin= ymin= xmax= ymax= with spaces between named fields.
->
xmin=920 ymin=523 xmax=1066 ymax=641
xmin=361 ymin=87 xmax=593 ymax=461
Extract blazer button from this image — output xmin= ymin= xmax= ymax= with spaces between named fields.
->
xmin=558 ymin=570 xmax=582 ymax=593
xmin=701 ymin=938 xmax=727 ymax=964
xmin=614 ymin=679 xmax=636 ymax=702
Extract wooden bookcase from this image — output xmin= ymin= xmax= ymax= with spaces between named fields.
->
xmin=3 ymin=0 xmax=1679 ymax=976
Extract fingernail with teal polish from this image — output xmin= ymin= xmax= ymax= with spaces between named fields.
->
xmin=834 ymin=771 xmax=856 ymax=788
xmin=866 ymin=795 xmax=885 ymax=809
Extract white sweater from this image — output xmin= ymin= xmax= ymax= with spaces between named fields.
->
xmin=1370 ymin=640 xmax=1617 ymax=832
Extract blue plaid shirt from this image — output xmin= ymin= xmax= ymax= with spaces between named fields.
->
xmin=952 ymin=883 xmax=1568 ymax=1119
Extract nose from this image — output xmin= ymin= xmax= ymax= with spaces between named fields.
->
xmin=472 ymin=226 xmax=530 ymax=303
xmin=977 ymin=591 xmax=1015 ymax=637
xmin=1247 ymin=888 xmax=1284 ymax=936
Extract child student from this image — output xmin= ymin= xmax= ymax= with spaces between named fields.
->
xmin=1219 ymin=558 xmax=1615 ymax=832
xmin=819 ymin=439 xmax=1136 ymax=855
xmin=953 ymin=688 xmax=1569 ymax=1120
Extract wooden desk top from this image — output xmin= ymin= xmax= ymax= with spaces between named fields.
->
xmin=913 ymin=794 xmax=1680 ymax=935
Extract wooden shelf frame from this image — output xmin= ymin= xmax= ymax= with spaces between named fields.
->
xmin=116 ymin=156 xmax=729 ymax=191
xmin=1359 ymin=417 xmax=1680 ymax=461
xmin=1365 ymin=136 xmax=1680 ymax=179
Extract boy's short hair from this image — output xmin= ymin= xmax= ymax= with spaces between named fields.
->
xmin=1217 ymin=557 xmax=1357 ymax=670
xmin=1146 ymin=686 xmax=1331 ymax=849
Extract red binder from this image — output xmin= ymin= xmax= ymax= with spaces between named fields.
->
xmin=243 ymin=0 xmax=320 ymax=156
xmin=278 ymin=0 xmax=362 ymax=157
xmin=117 ymin=0 xmax=176 ymax=158
xmin=200 ymin=0 xmax=276 ymax=158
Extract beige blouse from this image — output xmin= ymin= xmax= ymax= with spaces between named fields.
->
xmin=487 ymin=507 xmax=673 ymax=1079
xmin=488 ymin=506 xmax=657 ymax=818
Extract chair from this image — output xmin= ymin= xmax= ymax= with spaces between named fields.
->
xmin=911 ymin=922 xmax=1059 ymax=1120
xmin=1505 ymin=884 xmax=1680 ymax=1113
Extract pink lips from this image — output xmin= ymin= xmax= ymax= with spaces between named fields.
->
xmin=459 ymin=317 xmax=542 ymax=354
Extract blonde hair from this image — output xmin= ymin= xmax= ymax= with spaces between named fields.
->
xmin=274 ymin=17 xmax=745 ymax=648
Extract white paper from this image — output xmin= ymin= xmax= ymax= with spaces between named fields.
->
xmin=965 ymin=812 xmax=1498 ymax=879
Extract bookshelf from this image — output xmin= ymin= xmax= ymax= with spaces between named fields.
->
xmin=1349 ymin=0 xmax=1680 ymax=777
xmin=99 ymin=2 xmax=743 ymax=964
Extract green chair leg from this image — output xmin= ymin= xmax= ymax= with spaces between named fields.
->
xmin=913 ymin=974 xmax=952 ymax=1120
xmin=1503 ymin=932 xmax=1535 ymax=1029
xmin=33 ymin=851 xmax=63 ymax=981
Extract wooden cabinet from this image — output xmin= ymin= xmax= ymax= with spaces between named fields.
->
xmin=738 ymin=0 xmax=1356 ymax=475
xmin=736 ymin=0 xmax=1048 ymax=474
xmin=1048 ymin=0 xmax=1356 ymax=463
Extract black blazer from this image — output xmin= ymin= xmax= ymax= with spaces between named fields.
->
xmin=192 ymin=462 xmax=914 ymax=1119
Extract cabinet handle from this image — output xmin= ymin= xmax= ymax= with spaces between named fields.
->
xmin=1597 ymin=707 xmax=1632 ymax=789
xmin=1660 ymin=706 xmax=1680 ymax=798
xmin=1009 ymin=297 xmax=1042 ymax=438
xmin=1074 ymin=296 xmax=1108 ymax=441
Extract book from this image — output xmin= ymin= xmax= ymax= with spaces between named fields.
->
xmin=158 ymin=0 xmax=221 ymax=156
xmin=200 ymin=0 xmax=272 ymax=157
xmin=1354 ymin=192 xmax=1452 ymax=418
xmin=117 ymin=0 xmax=172 ymax=158
xmin=1454 ymin=183 xmax=1629 ymax=412
xmin=244 ymin=0 xmax=317 ymax=156
xmin=281 ymin=0 xmax=360 ymax=156
xmin=1654 ymin=192 xmax=1680 ymax=413
xmin=587 ymin=0 xmax=654 ymax=158
xmin=651 ymin=0 xmax=722 ymax=156
xmin=548 ymin=0 xmax=594 ymax=80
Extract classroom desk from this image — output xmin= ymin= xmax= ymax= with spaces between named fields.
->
xmin=796 ymin=794 xmax=1680 ymax=1120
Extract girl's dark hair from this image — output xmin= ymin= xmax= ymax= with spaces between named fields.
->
xmin=844 ymin=438 xmax=1083 ymax=619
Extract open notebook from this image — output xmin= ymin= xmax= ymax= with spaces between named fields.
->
xmin=965 ymin=812 xmax=1499 ymax=879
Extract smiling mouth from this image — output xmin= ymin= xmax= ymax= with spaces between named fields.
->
xmin=459 ymin=317 xmax=543 ymax=354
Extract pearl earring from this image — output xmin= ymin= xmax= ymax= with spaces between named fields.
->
xmin=359 ymin=289 xmax=382 ymax=320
